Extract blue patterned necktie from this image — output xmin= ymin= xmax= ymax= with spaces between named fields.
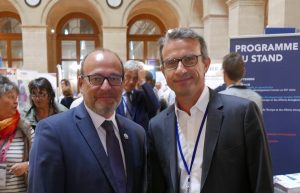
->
xmin=102 ymin=120 xmax=126 ymax=193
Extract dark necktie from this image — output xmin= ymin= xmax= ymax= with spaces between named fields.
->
xmin=102 ymin=120 xmax=126 ymax=193
xmin=125 ymin=92 xmax=133 ymax=118
xmin=126 ymin=92 xmax=132 ymax=105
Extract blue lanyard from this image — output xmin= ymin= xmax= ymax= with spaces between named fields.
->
xmin=176 ymin=106 xmax=208 ymax=176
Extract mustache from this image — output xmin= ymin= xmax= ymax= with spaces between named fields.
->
xmin=173 ymin=72 xmax=193 ymax=81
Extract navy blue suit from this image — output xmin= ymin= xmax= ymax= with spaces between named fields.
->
xmin=28 ymin=103 xmax=147 ymax=193
xmin=117 ymin=83 xmax=159 ymax=130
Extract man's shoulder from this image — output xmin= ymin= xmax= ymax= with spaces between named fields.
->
xmin=212 ymin=90 xmax=254 ymax=108
xmin=219 ymin=87 xmax=239 ymax=95
xmin=219 ymin=87 xmax=261 ymax=103
xmin=35 ymin=108 xmax=78 ymax=136
xmin=150 ymin=105 xmax=174 ymax=122
xmin=43 ymin=107 xmax=76 ymax=125
xmin=117 ymin=114 xmax=145 ymax=132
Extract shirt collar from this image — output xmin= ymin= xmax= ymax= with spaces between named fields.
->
xmin=175 ymin=86 xmax=209 ymax=116
xmin=84 ymin=102 xmax=118 ymax=129
xmin=227 ymin=82 xmax=243 ymax=88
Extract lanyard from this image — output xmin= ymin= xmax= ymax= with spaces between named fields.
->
xmin=175 ymin=106 xmax=208 ymax=192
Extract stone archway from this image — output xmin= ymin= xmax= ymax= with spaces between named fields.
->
xmin=46 ymin=0 xmax=103 ymax=73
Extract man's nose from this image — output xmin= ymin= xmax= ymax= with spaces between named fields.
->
xmin=175 ymin=61 xmax=187 ymax=73
xmin=101 ymin=79 xmax=112 ymax=89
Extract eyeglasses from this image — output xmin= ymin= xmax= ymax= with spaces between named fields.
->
xmin=162 ymin=54 xmax=202 ymax=70
xmin=31 ymin=93 xmax=48 ymax=98
xmin=81 ymin=74 xmax=122 ymax=86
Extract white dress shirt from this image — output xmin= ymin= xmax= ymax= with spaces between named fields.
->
xmin=175 ymin=86 xmax=209 ymax=193
xmin=84 ymin=103 xmax=127 ymax=174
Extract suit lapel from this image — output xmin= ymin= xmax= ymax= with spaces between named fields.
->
xmin=75 ymin=104 xmax=120 ymax=193
xmin=165 ymin=106 xmax=178 ymax=193
xmin=201 ymin=90 xmax=223 ymax=190
xmin=116 ymin=115 xmax=134 ymax=193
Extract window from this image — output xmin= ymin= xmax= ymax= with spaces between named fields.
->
xmin=0 ymin=12 xmax=22 ymax=68
xmin=127 ymin=14 xmax=165 ymax=71
xmin=57 ymin=13 xmax=99 ymax=94
xmin=61 ymin=18 xmax=94 ymax=35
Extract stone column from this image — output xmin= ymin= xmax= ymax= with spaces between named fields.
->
xmin=203 ymin=15 xmax=229 ymax=61
xmin=22 ymin=25 xmax=48 ymax=72
xmin=227 ymin=0 xmax=265 ymax=36
xmin=102 ymin=26 xmax=127 ymax=62
xmin=268 ymin=0 xmax=300 ymax=29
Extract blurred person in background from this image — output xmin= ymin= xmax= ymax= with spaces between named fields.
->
xmin=17 ymin=80 xmax=28 ymax=112
xmin=214 ymin=83 xmax=226 ymax=92
xmin=220 ymin=52 xmax=263 ymax=113
xmin=145 ymin=70 xmax=165 ymax=112
xmin=23 ymin=77 xmax=67 ymax=130
xmin=145 ymin=70 xmax=159 ymax=99
xmin=0 ymin=74 xmax=33 ymax=193
xmin=116 ymin=60 xmax=160 ymax=130
xmin=60 ymin=79 xmax=74 ymax=109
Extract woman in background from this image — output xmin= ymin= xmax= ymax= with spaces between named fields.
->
xmin=24 ymin=77 xmax=67 ymax=130
xmin=60 ymin=79 xmax=74 ymax=109
xmin=0 ymin=74 xmax=33 ymax=193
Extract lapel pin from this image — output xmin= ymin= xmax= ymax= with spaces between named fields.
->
xmin=123 ymin=133 xmax=129 ymax=139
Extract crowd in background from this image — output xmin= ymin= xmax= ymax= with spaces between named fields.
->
xmin=0 ymin=27 xmax=271 ymax=193
xmin=0 ymin=58 xmax=177 ymax=192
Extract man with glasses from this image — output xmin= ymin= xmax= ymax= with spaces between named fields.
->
xmin=147 ymin=28 xmax=273 ymax=193
xmin=116 ymin=60 xmax=160 ymax=130
xmin=29 ymin=49 xmax=147 ymax=193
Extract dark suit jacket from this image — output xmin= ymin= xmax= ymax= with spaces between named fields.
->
xmin=147 ymin=89 xmax=273 ymax=193
xmin=117 ymin=83 xmax=160 ymax=130
xmin=60 ymin=96 xmax=74 ymax=109
xmin=28 ymin=103 xmax=147 ymax=193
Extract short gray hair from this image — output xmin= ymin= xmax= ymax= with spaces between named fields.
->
xmin=158 ymin=28 xmax=209 ymax=64
xmin=0 ymin=74 xmax=19 ymax=97
xmin=124 ymin=60 xmax=143 ymax=71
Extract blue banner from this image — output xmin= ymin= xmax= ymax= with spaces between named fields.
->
xmin=230 ymin=34 xmax=300 ymax=175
